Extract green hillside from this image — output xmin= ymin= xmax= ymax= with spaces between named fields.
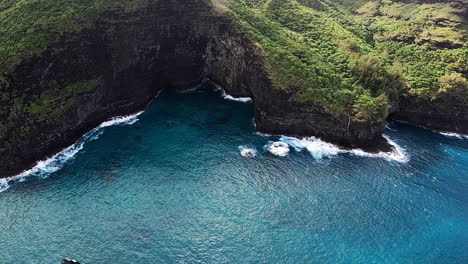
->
xmin=1 ymin=0 xmax=467 ymax=125
xmin=0 ymin=0 xmax=149 ymax=82
xmin=224 ymin=0 xmax=467 ymax=121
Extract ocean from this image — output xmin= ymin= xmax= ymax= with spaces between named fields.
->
xmin=1 ymin=88 xmax=467 ymax=263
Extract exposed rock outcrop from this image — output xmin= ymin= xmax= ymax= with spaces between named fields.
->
xmin=0 ymin=0 xmax=392 ymax=177
xmin=391 ymin=91 xmax=468 ymax=134
xmin=1 ymin=0 xmax=220 ymax=177
xmin=1 ymin=0 xmax=464 ymax=178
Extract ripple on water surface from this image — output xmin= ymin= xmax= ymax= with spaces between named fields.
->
xmin=0 ymin=89 xmax=467 ymax=264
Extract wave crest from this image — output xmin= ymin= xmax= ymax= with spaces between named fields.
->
xmin=280 ymin=136 xmax=340 ymax=159
xmin=440 ymin=132 xmax=468 ymax=139
xmin=212 ymin=85 xmax=252 ymax=103
xmin=0 ymin=179 xmax=9 ymax=192
xmin=350 ymin=135 xmax=408 ymax=163
xmin=223 ymin=94 xmax=252 ymax=103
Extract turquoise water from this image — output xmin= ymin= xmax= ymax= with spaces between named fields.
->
xmin=1 ymin=89 xmax=467 ymax=264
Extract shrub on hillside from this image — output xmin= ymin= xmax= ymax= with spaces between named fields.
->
xmin=350 ymin=55 xmax=406 ymax=100
xmin=437 ymin=72 xmax=468 ymax=97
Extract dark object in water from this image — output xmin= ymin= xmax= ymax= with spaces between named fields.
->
xmin=61 ymin=258 xmax=80 ymax=264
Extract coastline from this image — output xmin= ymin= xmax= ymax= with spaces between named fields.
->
xmin=0 ymin=89 xmax=165 ymax=180
xmin=0 ymin=110 xmax=145 ymax=192
xmin=0 ymin=88 xmax=398 ymax=183
xmin=4 ymin=88 xmax=466 ymax=186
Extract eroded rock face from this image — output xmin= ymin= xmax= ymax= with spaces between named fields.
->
xmin=0 ymin=0 xmax=393 ymax=177
xmin=391 ymin=92 xmax=468 ymax=134
xmin=1 ymin=0 xmax=218 ymax=177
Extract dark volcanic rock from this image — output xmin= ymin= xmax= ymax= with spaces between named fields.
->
xmin=1 ymin=0 xmax=218 ymax=177
xmin=391 ymin=91 xmax=468 ymax=134
xmin=0 ymin=0 xmax=396 ymax=177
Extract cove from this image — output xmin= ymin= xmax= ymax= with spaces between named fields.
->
xmin=0 ymin=88 xmax=467 ymax=263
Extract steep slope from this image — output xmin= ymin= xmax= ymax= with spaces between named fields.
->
xmin=0 ymin=0 xmax=466 ymax=177
xmin=225 ymin=0 xmax=406 ymax=144
xmin=0 ymin=0 xmax=393 ymax=177
xmin=226 ymin=0 xmax=468 ymax=132
xmin=0 ymin=0 xmax=270 ymax=177
xmin=349 ymin=0 xmax=468 ymax=131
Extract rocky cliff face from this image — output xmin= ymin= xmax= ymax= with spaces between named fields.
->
xmin=1 ymin=0 xmax=392 ymax=177
xmin=1 ymin=0 xmax=223 ymax=177
xmin=205 ymin=25 xmax=387 ymax=151
xmin=2 ymin=0 xmax=465 ymax=178
xmin=391 ymin=91 xmax=468 ymax=134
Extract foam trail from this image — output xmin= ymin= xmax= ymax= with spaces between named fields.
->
xmin=385 ymin=124 xmax=398 ymax=132
xmin=274 ymin=134 xmax=409 ymax=163
xmin=239 ymin=146 xmax=257 ymax=158
xmin=0 ymin=111 xmax=144 ymax=193
xmin=440 ymin=132 xmax=468 ymax=139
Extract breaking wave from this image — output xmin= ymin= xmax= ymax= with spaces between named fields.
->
xmin=349 ymin=135 xmax=409 ymax=163
xmin=212 ymin=85 xmax=252 ymax=103
xmin=239 ymin=146 xmax=257 ymax=158
xmin=440 ymin=132 xmax=468 ymax=139
xmin=0 ymin=111 xmax=144 ymax=193
xmin=279 ymin=136 xmax=340 ymax=160
xmin=99 ymin=112 xmax=143 ymax=128
xmin=223 ymin=94 xmax=252 ymax=103
xmin=0 ymin=178 xmax=9 ymax=192
xmin=265 ymin=141 xmax=290 ymax=157
xmin=259 ymin=134 xmax=408 ymax=163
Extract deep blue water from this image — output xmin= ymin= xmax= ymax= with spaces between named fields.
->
xmin=1 ymin=89 xmax=467 ymax=264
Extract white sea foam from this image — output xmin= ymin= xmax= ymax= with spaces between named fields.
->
xmin=256 ymin=131 xmax=272 ymax=137
xmin=223 ymin=94 xmax=252 ymax=103
xmin=280 ymin=136 xmax=341 ymax=160
xmin=0 ymin=111 xmax=144 ymax=193
xmin=99 ymin=111 xmax=143 ymax=128
xmin=272 ymin=134 xmax=409 ymax=163
xmin=440 ymin=132 xmax=468 ymax=139
xmin=213 ymin=85 xmax=252 ymax=103
xmin=239 ymin=146 xmax=257 ymax=158
xmin=385 ymin=125 xmax=398 ymax=132
xmin=265 ymin=141 xmax=290 ymax=157
xmin=0 ymin=178 xmax=9 ymax=192
xmin=349 ymin=135 xmax=409 ymax=163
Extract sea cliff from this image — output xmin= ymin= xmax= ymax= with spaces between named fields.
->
xmin=0 ymin=0 xmax=466 ymax=177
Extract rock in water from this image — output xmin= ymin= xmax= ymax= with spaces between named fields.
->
xmin=239 ymin=146 xmax=257 ymax=158
xmin=267 ymin=142 xmax=290 ymax=157
xmin=61 ymin=258 xmax=80 ymax=264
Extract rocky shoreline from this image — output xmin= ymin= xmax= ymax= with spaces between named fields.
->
xmin=0 ymin=0 xmax=466 ymax=178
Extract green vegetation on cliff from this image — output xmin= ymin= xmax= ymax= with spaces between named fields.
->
xmin=0 ymin=0 xmax=149 ymax=82
xmin=0 ymin=0 xmax=149 ymax=147
xmin=0 ymin=0 xmax=467 ymax=136
xmin=224 ymin=0 xmax=467 ymax=122
xmin=354 ymin=0 xmax=468 ymax=97
xmin=225 ymin=0 xmax=404 ymax=123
